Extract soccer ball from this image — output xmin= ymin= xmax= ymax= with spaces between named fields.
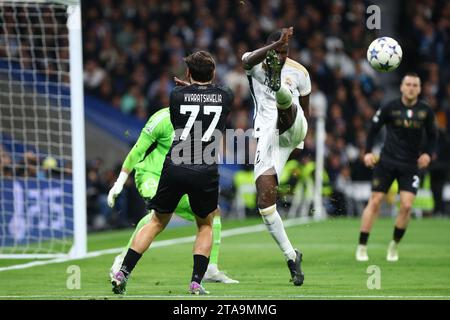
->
xmin=367 ymin=37 xmax=402 ymax=72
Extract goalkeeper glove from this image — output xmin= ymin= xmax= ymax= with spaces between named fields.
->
xmin=107 ymin=171 xmax=129 ymax=208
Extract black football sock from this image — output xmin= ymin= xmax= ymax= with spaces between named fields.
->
xmin=359 ymin=232 xmax=370 ymax=245
xmin=191 ymin=254 xmax=209 ymax=284
xmin=120 ymin=248 xmax=142 ymax=278
xmin=393 ymin=227 xmax=406 ymax=243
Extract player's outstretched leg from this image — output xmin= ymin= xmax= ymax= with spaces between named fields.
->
xmin=257 ymin=174 xmax=304 ymax=286
xmin=266 ymin=49 xmax=293 ymax=111
xmin=265 ymin=49 xmax=297 ymax=134
xmin=266 ymin=49 xmax=282 ymax=92
xmin=110 ymin=211 xmax=153 ymax=281
xmin=203 ymin=212 xmax=239 ymax=284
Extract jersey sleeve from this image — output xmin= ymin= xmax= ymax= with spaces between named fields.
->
xmin=298 ymin=70 xmax=312 ymax=97
xmin=241 ymin=52 xmax=266 ymax=84
xmin=121 ymin=111 xmax=170 ymax=172
xmin=365 ymin=103 xmax=390 ymax=153
xmin=241 ymin=52 xmax=253 ymax=72
xmin=169 ymin=87 xmax=183 ymax=126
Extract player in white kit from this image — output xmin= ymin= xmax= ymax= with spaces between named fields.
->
xmin=242 ymin=27 xmax=311 ymax=286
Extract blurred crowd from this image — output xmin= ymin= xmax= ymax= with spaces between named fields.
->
xmin=0 ymin=146 xmax=71 ymax=179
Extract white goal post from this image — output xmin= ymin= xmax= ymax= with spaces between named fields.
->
xmin=0 ymin=0 xmax=86 ymax=258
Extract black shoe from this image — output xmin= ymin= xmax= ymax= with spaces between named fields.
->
xmin=265 ymin=49 xmax=282 ymax=91
xmin=287 ymin=249 xmax=304 ymax=286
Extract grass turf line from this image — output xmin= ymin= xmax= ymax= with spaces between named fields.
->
xmin=0 ymin=217 xmax=449 ymax=299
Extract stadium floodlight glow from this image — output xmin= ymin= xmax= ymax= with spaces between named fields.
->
xmin=0 ymin=0 xmax=86 ymax=259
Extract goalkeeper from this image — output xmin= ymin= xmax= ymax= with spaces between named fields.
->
xmin=107 ymin=107 xmax=238 ymax=284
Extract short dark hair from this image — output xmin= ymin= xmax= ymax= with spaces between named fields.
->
xmin=266 ymin=30 xmax=281 ymax=44
xmin=401 ymin=72 xmax=421 ymax=85
xmin=184 ymin=51 xmax=215 ymax=82
xmin=402 ymin=72 xmax=420 ymax=81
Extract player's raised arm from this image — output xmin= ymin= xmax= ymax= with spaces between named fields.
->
xmin=107 ymin=110 xmax=167 ymax=208
xmin=242 ymin=26 xmax=293 ymax=69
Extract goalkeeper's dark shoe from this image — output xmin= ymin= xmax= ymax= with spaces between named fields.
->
xmin=265 ymin=49 xmax=282 ymax=92
xmin=287 ymin=249 xmax=304 ymax=286
xmin=111 ymin=270 xmax=127 ymax=294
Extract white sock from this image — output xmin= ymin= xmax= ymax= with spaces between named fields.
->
xmin=260 ymin=206 xmax=297 ymax=261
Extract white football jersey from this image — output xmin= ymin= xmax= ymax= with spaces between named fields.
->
xmin=242 ymin=53 xmax=311 ymax=138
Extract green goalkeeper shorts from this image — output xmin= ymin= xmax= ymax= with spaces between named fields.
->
xmin=135 ymin=170 xmax=195 ymax=222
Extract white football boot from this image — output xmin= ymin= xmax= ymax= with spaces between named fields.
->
xmin=386 ymin=240 xmax=399 ymax=262
xmin=203 ymin=264 xmax=239 ymax=284
xmin=356 ymin=245 xmax=369 ymax=261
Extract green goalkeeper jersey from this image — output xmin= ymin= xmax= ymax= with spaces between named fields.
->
xmin=122 ymin=108 xmax=173 ymax=177
xmin=121 ymin=107 xmax=195 ymax=221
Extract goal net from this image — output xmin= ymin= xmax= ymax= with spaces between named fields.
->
xmin=0 ymin=0 xmax=86 ymax=258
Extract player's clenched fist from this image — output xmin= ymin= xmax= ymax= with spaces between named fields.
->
xmin=417 ymin=153 xmax=431 ymax=169
xmin=107 ymin=171 xmax=129 ymax=208
xmin=278 ymin=27 xmax=293 ymax=45
xmin=363 ymin=153 xmax=378 ymax=168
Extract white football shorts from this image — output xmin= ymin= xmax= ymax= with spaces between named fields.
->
xmin=253 ymin=107 xmax=308 ymax=181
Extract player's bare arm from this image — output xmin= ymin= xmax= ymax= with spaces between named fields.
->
xmin=299 ymin=94 xmax=310 ymax=119
xmin=242 ymin=26 xmax=293 ymax=69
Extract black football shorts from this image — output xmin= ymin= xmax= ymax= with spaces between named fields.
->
xmin=147 ymin=161 xmax=219 ymax=219
xmin=371 ymin=160 xmax=420 ymax=194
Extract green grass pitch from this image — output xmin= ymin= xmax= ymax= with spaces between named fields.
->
xmin=0 ymin=217 xmax=449 ymax=300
